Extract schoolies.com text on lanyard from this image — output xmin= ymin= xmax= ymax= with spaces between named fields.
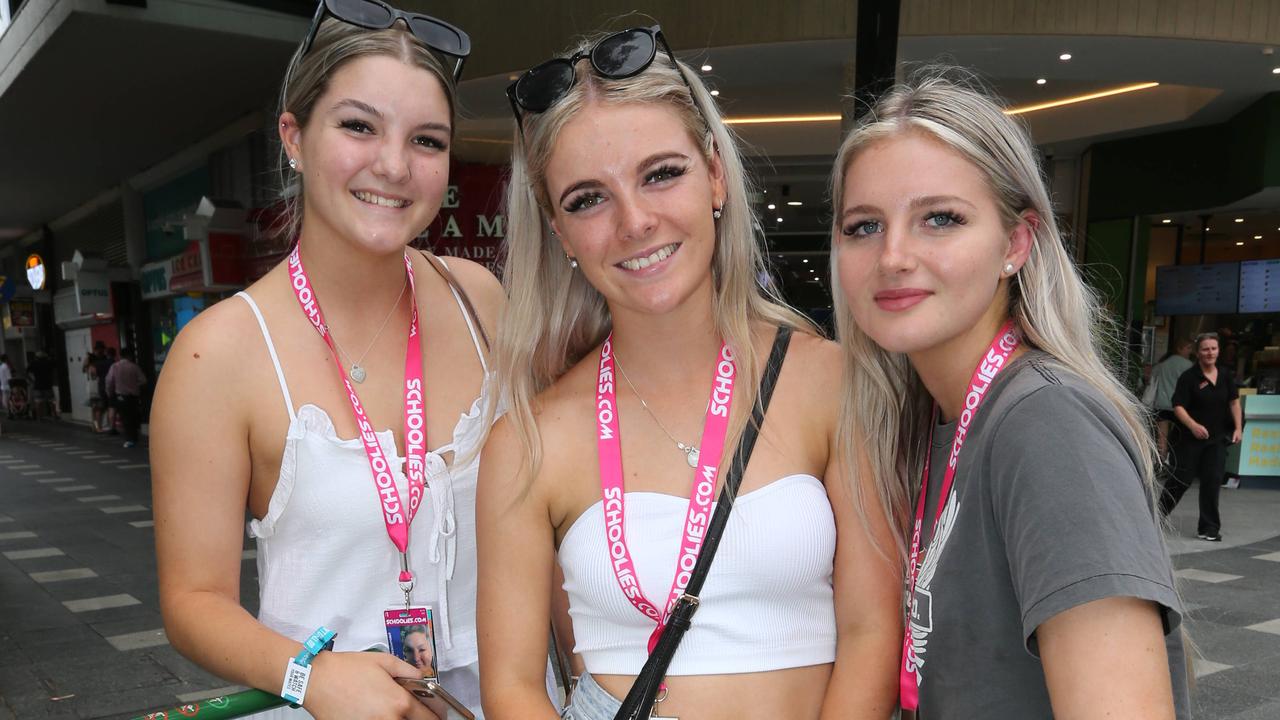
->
xmin=595 ymin=337 xmax=736 ymax=653
xmin=288 ymin=245 xmax=428 ymax=601
xmin=899 ymin=320 xmax=1020 ymax=711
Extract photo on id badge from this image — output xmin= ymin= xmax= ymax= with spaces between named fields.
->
xmin=385 ymin=606 xmax=437 ymax=679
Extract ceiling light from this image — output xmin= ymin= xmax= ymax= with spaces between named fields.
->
xmin=1161 ymin=219 xmax=1171 ymax=224
xmin=1004 ymin=82 xmax=1160 ymax=115
xmin=1237 ymin=241 xmax=1245 ymax=246
xmin=1236 ymin=217 xmax=1245 ymax=222
xmin=1059 ymin=53 xmax=1072 ymax=61
xmin=767 ymin=203 xmax=776 ymax=210
xmin=710 ymin=90 xmax=720 ymax=97
xmin=776 ymin=217 xmax=784 ymax=223
xmin=787 ymin=201 xmax=802 ymax=206
xmin=1036 ymin=78 xmax=1047 ymax=85
xmin=809 ymin=268 xmax=816 ymax=273
xmin=725 ymin=113 xmax=842 ymax=125
xmin=1255 ymin=235 xmax=1263 ymax=239
xmin=802 ymin=258 xmax=809 ymax=263
xmin=701 ymin=64 xmax=712 ymax=72
xmin=508 ymin=74 xmax=519 ymax=81
xmin=1273 ymin=67 xmax=1280 ymax=74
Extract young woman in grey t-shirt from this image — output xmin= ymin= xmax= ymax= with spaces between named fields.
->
xmin=826 ymin=68 xmax=1189 ymax=719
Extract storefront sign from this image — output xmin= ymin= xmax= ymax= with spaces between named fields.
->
xmin=423 ymin=162 xmax=507 ymax=272
xmin=141 ymin=261 xmax=173 ymax=300
xmin=74 ymin=272 xmax=111 ymax=315
xmin=26 ymin=254 xmax=45 ymax=290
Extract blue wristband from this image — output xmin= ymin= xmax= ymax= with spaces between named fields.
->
xmin=294 ymin=626 xmax=337 ymax=667
xmin=282 ymin=626 xmax=336 ymax=708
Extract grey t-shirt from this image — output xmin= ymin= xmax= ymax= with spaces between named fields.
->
xmin=909 ymin=352 xmax=1189 ymax=719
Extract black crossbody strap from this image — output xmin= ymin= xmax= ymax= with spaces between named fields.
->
xmin=614 ymin=326 xmax=793 ymax=720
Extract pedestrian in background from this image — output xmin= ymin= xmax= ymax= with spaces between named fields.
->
xmin=83 ymin=341 xmax=109 ymax=432
xmin=28 ymin=350 xmax=58 ymax=420
xmin=1146 ymin=338 xmax=1194 ymax=459
xmin=106 ymin=347 xmax=147 ymax=448
xmin=0 ymin=354 xmax=12 ymax=420
xmin=1160 ymin=332 xmax=1242 ymax=542
xmin=101 ymin=346 xmax=118 ymax=433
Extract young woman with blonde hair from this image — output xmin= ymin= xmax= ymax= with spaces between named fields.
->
xmin=477 ymin=25 xmax=900 ymax=720
xmin=152 ymin=3 xmax=501 ymax=717
xmin=830 ymin=68 xmax=1189 ymax=718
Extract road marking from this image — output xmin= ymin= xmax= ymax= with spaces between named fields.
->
xmin=119 ymin=464 xmax=150 ymax=470
xmin=3 ymin=547 xmax=64 ymax=560
xmin=0 ymin=459 xmax=24 ymax=464
xmin=63 ymin=450 xmax=93 ymax=455
xmin=1174 ymin=568 xmax=1243 ymax=584
xmin=62 ymin=594 xmax=141 ymax=613
xmin=37 ymin=477 xmax=74 ymax=484
xmin=21 ymin=470 xmax=55 ymax=476
xmin=100 ymin=505 xmax=148 ymax=514
xmin=54 ymin=485 xmax=96 ymax=492
xmin=1246 ymin=619 xmax=1280 ymax=636
xmin=0 ymin=531 xmax=37 ymax=541
xmin=176 ymin=686 xmax=247 ymax=703
xmin=82 ymin=454 xmax=110 ymax=460
xmin=30 ymin=568 xmax=97 ymax=583
xmin=77 ymin=495 xmax=122 ymax=503
xmin=1253 ymin=551 xmax=1280 ymax=563
xmin=99 ymin=459 xmax=126 ymax=465
xmin=105 ymin=628 xmax=168 ymax=651
xmin=9 ymin=464 xmax=39 ymax=470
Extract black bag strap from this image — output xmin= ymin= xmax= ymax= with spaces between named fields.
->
xmin=613 ymin=325 xmax=793 ymax=720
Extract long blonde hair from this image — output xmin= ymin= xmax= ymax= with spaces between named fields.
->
xmin=496 ymin=28 xmax=812 ymax=474
xmin=829 ymin=68 xmax=1158 ymax=558
xmin=275 ymin=18 xmax=458 ymax=241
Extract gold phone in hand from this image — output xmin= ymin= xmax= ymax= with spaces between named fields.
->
xmin=395 ymin=677 xmax=475 ymax=720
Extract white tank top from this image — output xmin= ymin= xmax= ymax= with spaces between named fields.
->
xmin=237 ymin=262 xmax=491 ymax=716
xmin=558 ymin=473 xmax=838 ymax=676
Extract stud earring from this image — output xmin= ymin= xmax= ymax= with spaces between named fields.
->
xmin=1004 ymin=262 xmax=1015 ymax=275
xmin=712 ymin=208 xmax=722 ymax=220
xmin=289 ymin=158 xmax=298 ymax=171
xmin=569 ymin=257 xmax=579 ymax=269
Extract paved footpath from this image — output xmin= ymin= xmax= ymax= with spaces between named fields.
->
xmin=0 ymin=421 xmax=254 ymax=719
xmin=1 ymin=419 xmax=1279 ymax=718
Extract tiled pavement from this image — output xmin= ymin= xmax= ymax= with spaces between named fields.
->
xmin=0 ymin=421 xmax=255 ymax=719
xmin=1 ymin=420 xmax=1279 ymax=718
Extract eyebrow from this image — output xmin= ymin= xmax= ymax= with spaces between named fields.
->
xmin=330 ymin=98 xmax=451 ymax=134
xmin=839 ymin=194 xmax=978 ymax=220
xmin=557 ymin=151 xmax=692 ymax=206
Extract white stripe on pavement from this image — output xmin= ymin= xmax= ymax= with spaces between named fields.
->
xmin=0 ymin=531 xmax=37 ymax=541
xmin=77 ymin=495 xmax=122 ymax=503
xmin=3 ymin=547 xmax=64 ymax=560
xmin=129 ymin=520 xmax=154 ymax=528
xmin=62 ymin=594 xmax=141 ymax=613
xmin=100 ymin=505 xmax=148 ymax=514
xmin=30 ymin=568 xmax=97 ymax=583
xmin=53 ymin=485 xmax=95 ymax=492
xmin=37 ymin=477 xmax=75 ymax=484
xmin=105 ymin=628 xmax=168 ymax=651
xmin=119 ymin=464 xmax=150 ymax=470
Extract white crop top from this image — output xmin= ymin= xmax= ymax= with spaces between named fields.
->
xmin=237 ymin=262 xmax=491 ymax=717
xmin=558 ymin=473 xmax=838 ymax=676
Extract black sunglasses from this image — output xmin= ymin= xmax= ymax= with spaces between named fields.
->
xmin=506 ymin=25 xmax=704 ymax=133
xmin=299 ymin=0 xmax=471 ymax=81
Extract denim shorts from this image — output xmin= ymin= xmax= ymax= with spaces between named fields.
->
xmin=560 ymin=672 xmax=622 ymax=720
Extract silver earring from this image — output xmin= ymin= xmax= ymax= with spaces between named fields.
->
xmin=567 ymin=254 xmax=578 ymax=269
xmin=1004 ymin=262 xmax=1015 ymax=275
xmin=712 ymin=208 xmax=722 ymax=220
xmin=289 ymin=158 xmax=298 ymax=171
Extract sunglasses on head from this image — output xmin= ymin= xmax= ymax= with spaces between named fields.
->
xmin=299 ymin=0 xmax=471 ymax=81
xmin=506 ymin=25 xmax=705 ymax=133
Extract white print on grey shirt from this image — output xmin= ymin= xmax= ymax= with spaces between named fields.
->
xmin=905 ymin=487 xmax=960 ymax=689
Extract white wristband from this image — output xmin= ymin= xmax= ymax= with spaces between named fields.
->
xmin=281 ymin=659 xmax=312 ymax=706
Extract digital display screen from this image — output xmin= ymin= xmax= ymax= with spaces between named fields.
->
xmin=1239 ymin=259 xmax=1280 ymax=314
xmin=1154 ymin=262 xmax=1239 ymax=316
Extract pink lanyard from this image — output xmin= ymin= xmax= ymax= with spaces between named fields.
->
xmin=288 ymin=245 xmax=427 ymax=599
xmin=900 ymin=321 xmax=1020 ymax=711
xmin=595 ymin=335 xmax=736 ymax=653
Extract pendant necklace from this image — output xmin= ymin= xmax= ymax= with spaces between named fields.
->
xmin=326 ymin=277 xmax=408 ymax=384
xmin=615 ymin=355 xmax=701 ymax=468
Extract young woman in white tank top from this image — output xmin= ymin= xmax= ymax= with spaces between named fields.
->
xmin=151 ymin=9 xmax=501 ymax=720
xmin=476 ymin=25 xmax=901 ymax=719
